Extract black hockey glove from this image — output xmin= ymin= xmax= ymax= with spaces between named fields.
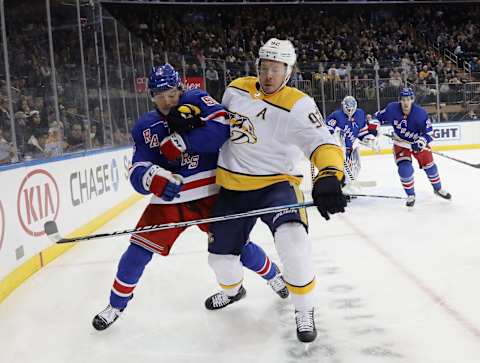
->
xmin=312 ymin=175 xmax=347 ymax=221
xmin=167 ymin=104 xmax=205 ymax=133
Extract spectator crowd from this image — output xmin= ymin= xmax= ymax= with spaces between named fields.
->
xmin=1 ymin=2 xmax=479 ymax=165
xmin=111 ymin=4 xmax=479 ymax=83
xmin=0 ymin=1 xmax=134 ymax=165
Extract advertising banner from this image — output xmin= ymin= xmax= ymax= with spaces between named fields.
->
xmin=0 ymin=147 xmax=134 ymax=280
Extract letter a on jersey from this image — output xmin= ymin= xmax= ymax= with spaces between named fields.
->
xmin=256 ymin=107 xmax=267 ymax=120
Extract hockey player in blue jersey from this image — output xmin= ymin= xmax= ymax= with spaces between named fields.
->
xmin=374 ymin=88 xmax=451 ymax=207
xmin=326 ymin=96 xmax=379 ymax=192
xmin=92 ymin=64 xmax=289 ymax=330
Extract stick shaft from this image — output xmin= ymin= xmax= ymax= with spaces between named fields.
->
xmin=383 ymin=133 xmax=480 ymax=168
xmin=56 ymin=201 xmax=315 ymax=243
xmin=53 ymin=193 xmax=405 ymax=244
xmin=349 ymin=193 xmax=404 ymax=200
xmin=428 ymin=150 xmax=480 ymax=168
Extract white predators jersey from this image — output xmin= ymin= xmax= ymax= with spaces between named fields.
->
xmin=217 ymin=77 xmax=342 ymax=191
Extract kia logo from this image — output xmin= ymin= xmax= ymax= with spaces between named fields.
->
xmin=17 ymin=169 xmax=60 ymax=237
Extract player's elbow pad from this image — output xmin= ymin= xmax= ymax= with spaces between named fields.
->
xmin=130 ymin=169 xmax=151 ymax=195
xmin=311 ymin=144 xmax=345 ymax=182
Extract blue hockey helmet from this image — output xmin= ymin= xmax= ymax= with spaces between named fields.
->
xmin=342 ymin=96 xmax=357 ymax=117
xmin=399 ymin=87 xmax=415 ymax=99
xmin=148 ymin=63 xmax=181 ymax=96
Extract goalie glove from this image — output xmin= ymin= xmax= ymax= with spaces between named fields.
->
xmin=367 ymin=118 xmax=381 ymax=136
xmin=142 ymin=165 xmax=183 ymax=201
xmin=362 ymin=134 xmax=380 ymax=152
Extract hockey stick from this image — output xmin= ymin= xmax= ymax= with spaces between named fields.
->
xmin=426 ymin=149 xmax=480 ymax=169
xmin=383 ymin=133 xmax=480 ymax=169
xmin=346 ymin=193 xmax=405 ymax=200
xmin=310 ymin=162 xmax=376 ymax=188
xmin=343 ymin=159 xmax=377 ymax=187
xmin=344 ymin=161 xmax=377 ymax=187
xmin=44 ymin=202 xmax=315 ymax=244
xmin=333 ymin=130 xmax=377 ymax=187
xmin=44 ymin=193 xmax=406 ymax=244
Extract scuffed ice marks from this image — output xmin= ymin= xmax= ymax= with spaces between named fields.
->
xmin=273 ymin=253 xmax=405 ymax=362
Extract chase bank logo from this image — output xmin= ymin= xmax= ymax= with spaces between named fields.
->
xmin=229 ymin=111 xmax=257 ymax=144
xmin=111 ymin=158 xmax=119 ymax=192
xmin=70 ymin=159 xmax=120 ymax=207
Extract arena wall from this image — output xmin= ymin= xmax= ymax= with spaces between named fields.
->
xmin=361 ymin=120 xmax=480 ymax=155
xmin=1 ymin=122 xmax=479 ymax=303
xmin=0 ymin=147 xmax=143 ymax=302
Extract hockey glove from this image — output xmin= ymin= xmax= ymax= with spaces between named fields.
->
xmin=312 ymin=174 xmax=347 ymax=221
xmin=412 ymin=137 xmax=428 ymax=153
xmin=167 ymin=104 xmax=204 ymax=133
xmin=142 ymin=165 xmax=183 ymax=201
xmin=367 ymin=119 xmax=381 ymax=137
xmin=160 ymin=133 xmax=187 ymax=161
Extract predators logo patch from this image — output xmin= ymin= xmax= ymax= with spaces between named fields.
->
xmin=229 ymin=111 xmax=258 ymax=144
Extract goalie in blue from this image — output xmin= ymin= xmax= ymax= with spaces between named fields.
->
xmin=326 ymin=96 xmax=380 ymax=193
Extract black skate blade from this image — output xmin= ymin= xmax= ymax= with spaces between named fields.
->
xmin=434 ymin=191 xmax=452 ymax=201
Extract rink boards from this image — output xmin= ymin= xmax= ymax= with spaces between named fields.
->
xmin=0 ymin=120 xmax=479 ymax=304
xmin=0 ymin=146 xmax=141 ymax=302
xmin=362 ymin=120 xmax=480 ymax=155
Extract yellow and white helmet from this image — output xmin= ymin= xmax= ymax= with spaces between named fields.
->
xmin=256 ymin=38 xmax=297 ymax=93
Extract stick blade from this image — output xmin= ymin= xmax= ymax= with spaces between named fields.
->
xmin=44 ymin=221 xmax=64 ymax=243
xmin=356 ymin=180 xmax=377 ymax=187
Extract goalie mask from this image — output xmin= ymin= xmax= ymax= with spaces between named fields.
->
xmin=342 ymin=96 xmax=357 ymax=118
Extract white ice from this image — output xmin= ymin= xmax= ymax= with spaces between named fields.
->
xmin=0 ymin=150 xmax=479 ymax=363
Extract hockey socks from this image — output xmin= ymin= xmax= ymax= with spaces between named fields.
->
xmin=397 ymin=160 xmax=415 ymax=196
xmin=240 ymin=241 xmax=277 ymax=281
xmin=110 ymin=243 xmax=153 ymax=310
xmin=424 ymin=162 xmax=442 ymax=191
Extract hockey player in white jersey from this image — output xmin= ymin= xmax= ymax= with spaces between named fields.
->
xmin=204 ymin=38 xmax=347 ymax=343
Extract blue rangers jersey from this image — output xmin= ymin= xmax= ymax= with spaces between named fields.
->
xmin=129 ymin=88 xmax=229 ymax=204
xmin=375 ymin=102 xmax=433 ymax=145
xmin=326 ymin=108 xmax=369 ymax=149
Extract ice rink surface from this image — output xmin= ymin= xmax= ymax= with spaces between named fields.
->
xmin=0 ymin=150 xmax=479 ymax=363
